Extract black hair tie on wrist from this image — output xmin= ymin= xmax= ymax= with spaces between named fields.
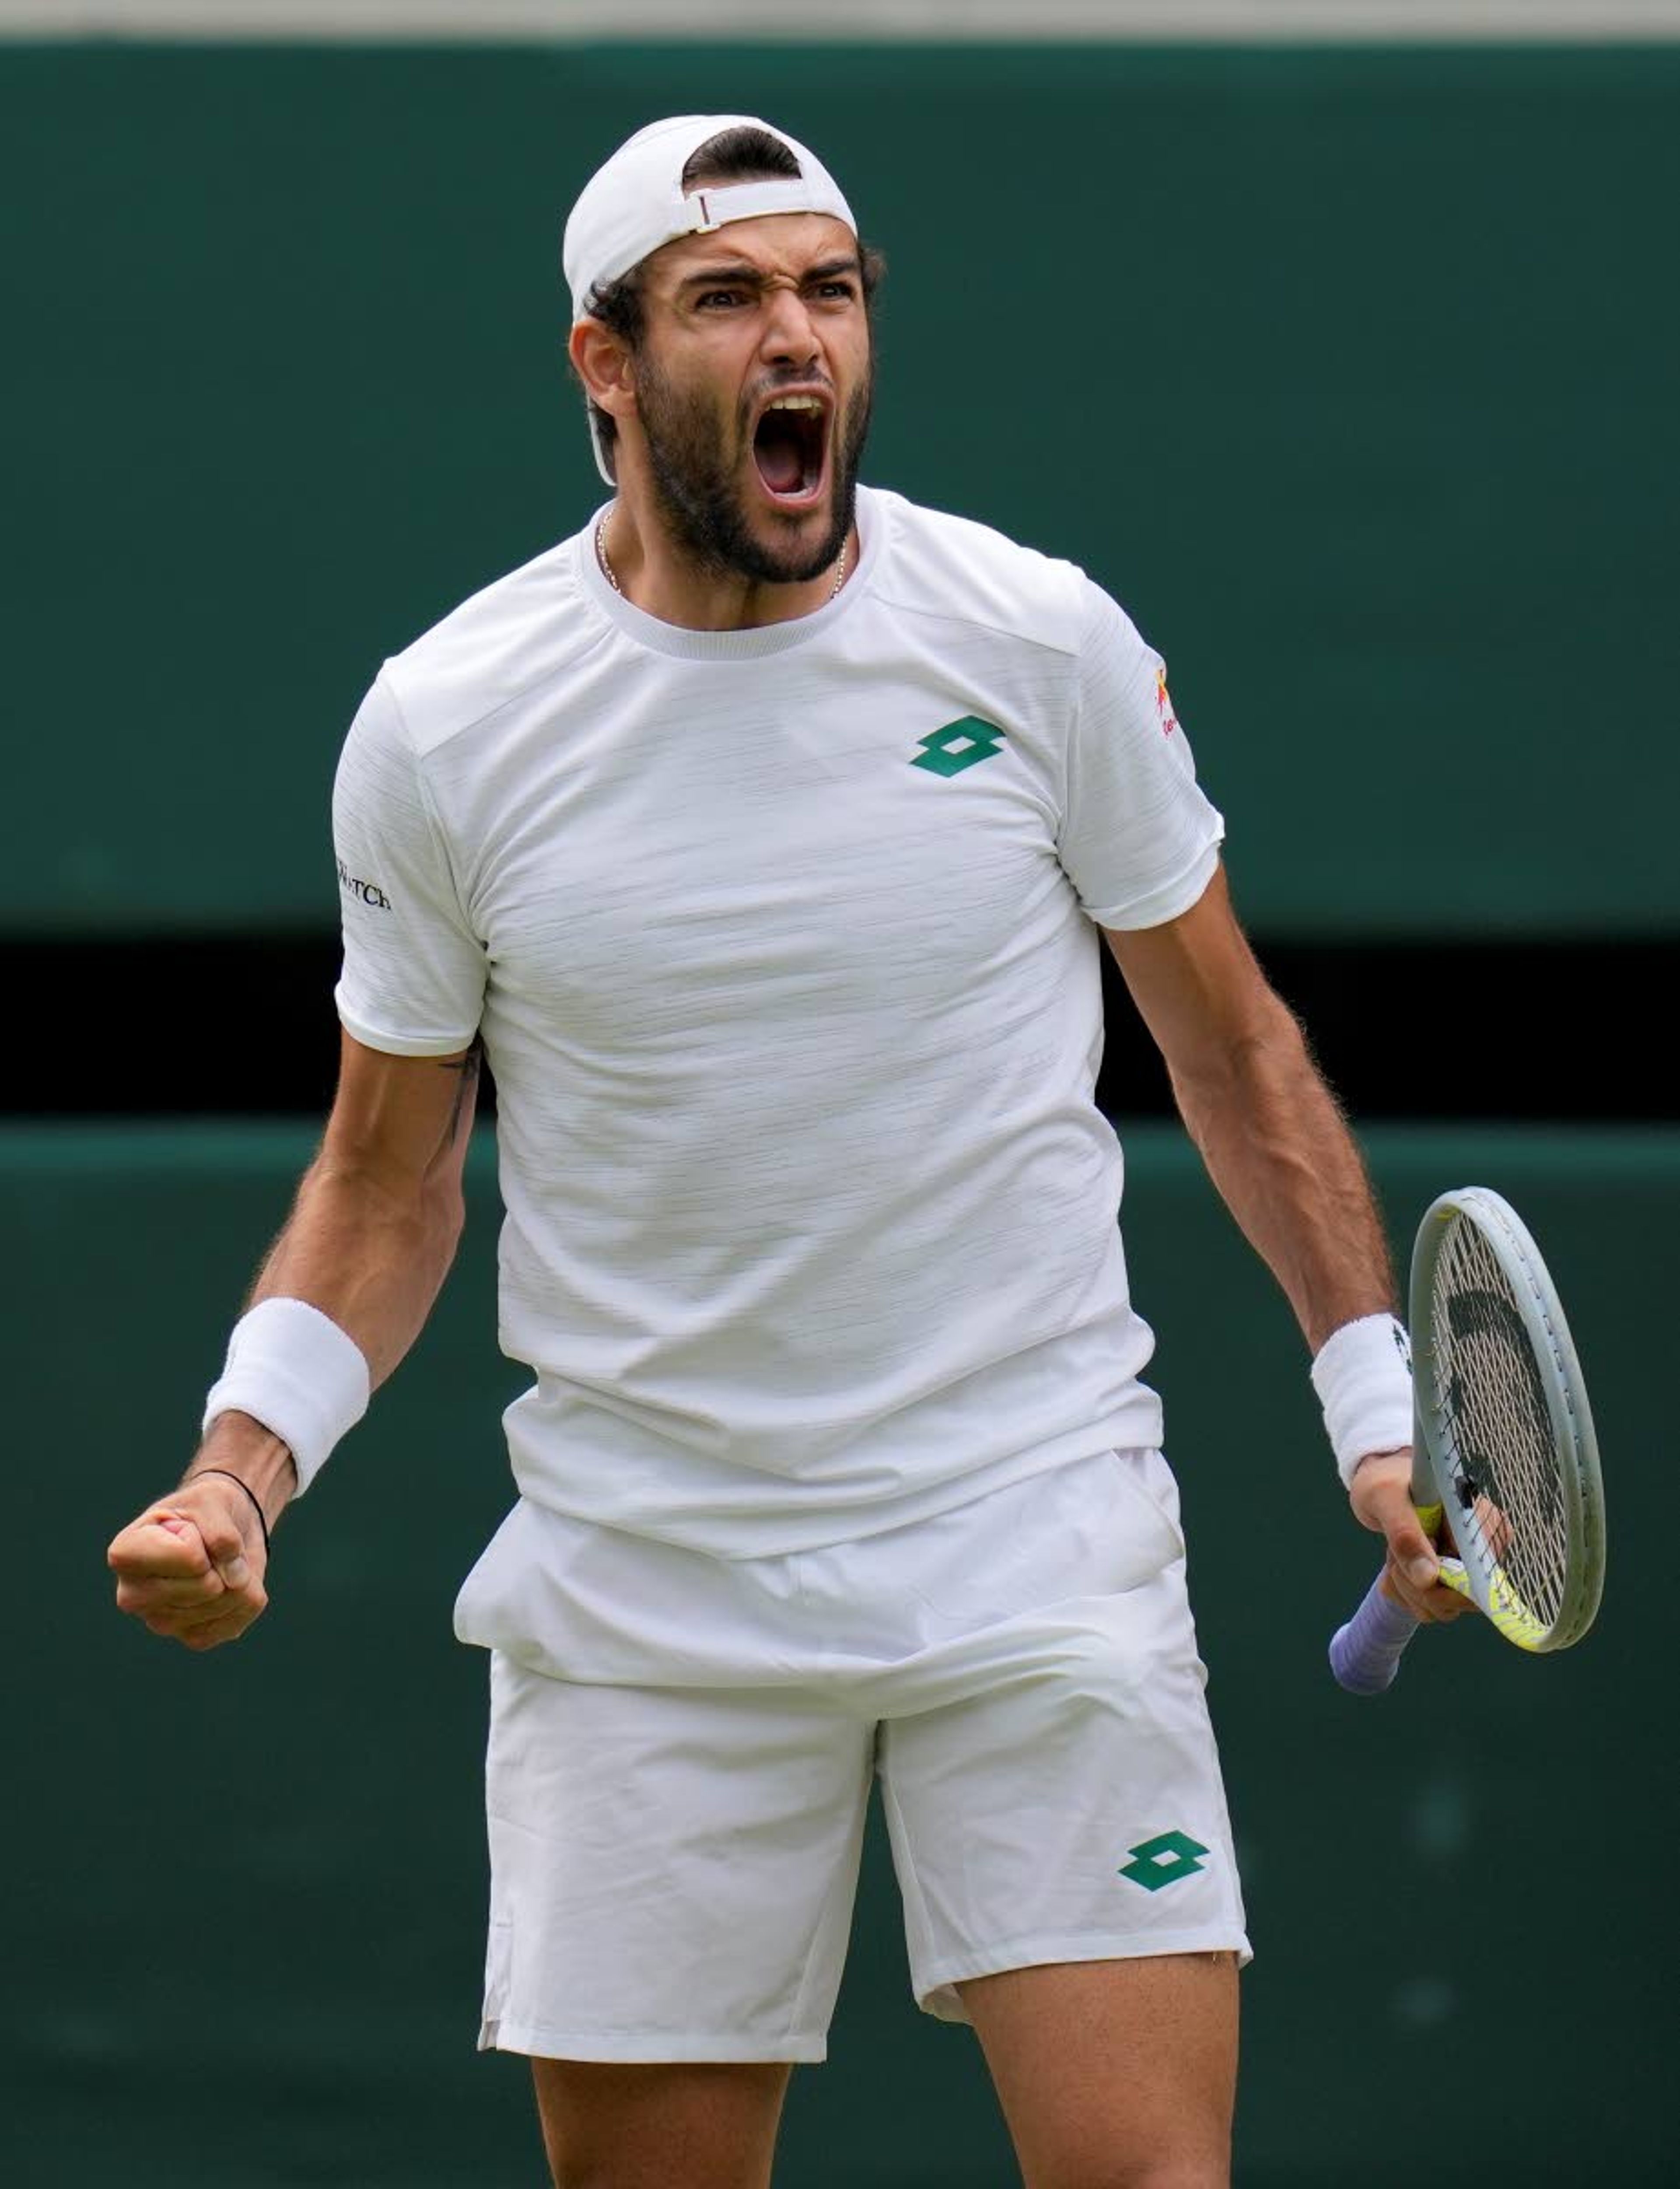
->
xmin=192 ymin=1467 xmax=272 ymax=1555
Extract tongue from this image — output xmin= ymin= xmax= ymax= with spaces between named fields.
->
xmin=754 ymin=419 xmax=805 ymax=496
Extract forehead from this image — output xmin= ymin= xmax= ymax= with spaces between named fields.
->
xmin=641 ymin=211 xmax=858 ymax=294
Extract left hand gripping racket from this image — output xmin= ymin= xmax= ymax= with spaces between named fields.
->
xmin=1329 ymin=1186 xmax=1606 ymax=1695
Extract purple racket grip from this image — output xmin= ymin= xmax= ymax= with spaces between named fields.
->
xmin=1329 ymin=1571 xmax=1422 ymax=1694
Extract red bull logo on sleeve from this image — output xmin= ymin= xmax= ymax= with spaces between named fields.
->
xmin=1155 ymin=663 xmax=1179 ymax=736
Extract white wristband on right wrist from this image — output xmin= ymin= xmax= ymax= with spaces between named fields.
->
xmin=1310 ymin=1313 xmax=1414 ymax=1490
xmin=202 ymin=1297 xmax=371 ymax=1496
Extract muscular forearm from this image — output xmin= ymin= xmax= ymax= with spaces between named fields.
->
xmin=1167 ymin=993 xmax=1397 ymax=1353
xmin=247 ymin=1156 xmax=465 ymax=1387
xmin=243 ymin=1036 xmax=480 ymax=1390
xmin=184 ymin=1160 xmax=463 ymax=1530
xmin=112 ymin=1041 xmax=478 ymax=1631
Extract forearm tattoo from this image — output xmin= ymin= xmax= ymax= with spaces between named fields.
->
xmin=441 ymin=1037 xmax=484 ymax=1145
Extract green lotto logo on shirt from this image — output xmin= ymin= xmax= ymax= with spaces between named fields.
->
xmin=910 ymin=716 xmax=1007 ymax=778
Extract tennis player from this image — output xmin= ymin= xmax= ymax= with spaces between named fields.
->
xmin=108 ymin=115 xmax=1470 ymax=2189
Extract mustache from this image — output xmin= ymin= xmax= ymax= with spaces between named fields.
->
xmin=738 ymin=370 xmax=840 ymax=425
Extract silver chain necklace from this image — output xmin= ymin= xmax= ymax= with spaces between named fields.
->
xmin=595 ymin=520 xmax=848 ymax=603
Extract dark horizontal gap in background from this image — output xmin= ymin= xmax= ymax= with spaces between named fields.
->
xmin=7 ymin=932 xmax=1673 ymax=1124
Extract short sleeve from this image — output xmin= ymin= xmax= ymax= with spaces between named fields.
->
xmin=1058 ymin=583 xmax=1225 ymax=931
xmin=331 ymin=675 xmax=487 ymax=1055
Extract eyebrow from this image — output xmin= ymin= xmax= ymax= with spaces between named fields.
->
xmin=675 ymin=254 xmax=863 ymax=294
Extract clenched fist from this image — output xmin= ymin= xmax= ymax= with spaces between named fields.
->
xmin=108 ymin=1425 xmax=292 ymax=1650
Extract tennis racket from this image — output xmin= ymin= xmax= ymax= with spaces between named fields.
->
xmin=1328 ymin=1186 xmax=1605 ymax=1695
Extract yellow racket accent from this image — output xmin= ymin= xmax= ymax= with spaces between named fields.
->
xmin=1477 ymin=1562 xmax=1550 ymax=1650
xmin=1412 ymin=1502 xmax=1547 ymax=1648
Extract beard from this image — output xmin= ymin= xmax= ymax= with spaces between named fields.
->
xmin=629 ymin=349 xmax=873 ymax=587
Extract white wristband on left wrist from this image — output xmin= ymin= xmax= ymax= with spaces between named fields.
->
xmin=1310 ymin=1313 xmax=1414 ymax=1490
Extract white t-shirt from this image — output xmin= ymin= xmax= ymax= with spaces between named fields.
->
xmin=332 ymin=484 xmax=1224 ymax=1561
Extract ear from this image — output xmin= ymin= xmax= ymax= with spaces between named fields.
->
xmin=569 ymin=318 xmax=637 ymax=427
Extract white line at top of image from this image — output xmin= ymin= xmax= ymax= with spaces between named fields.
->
xmin=5 ymin=0 xmax=1680 ymax=49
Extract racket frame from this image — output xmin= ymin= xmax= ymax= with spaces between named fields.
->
xmin=1409 ymin=1185 xmax=1605 ymax=1653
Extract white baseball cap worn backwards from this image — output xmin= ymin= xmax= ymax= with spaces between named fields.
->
xmin=564 ymin=113 xmax=858 ymax=486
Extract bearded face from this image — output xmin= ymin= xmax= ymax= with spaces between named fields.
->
xmin=631 ymin=337 xmax=874 ymax=588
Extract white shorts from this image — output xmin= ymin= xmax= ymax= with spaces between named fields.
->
xmin=475 ymin=1447 xmax=1250 ymax=2063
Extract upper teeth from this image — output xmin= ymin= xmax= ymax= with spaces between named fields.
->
xmin=768 ymin=396 xmax=822 ymax=412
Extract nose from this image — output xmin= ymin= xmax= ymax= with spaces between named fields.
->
xmin=758 ymin=280 xmax=820 ymax=367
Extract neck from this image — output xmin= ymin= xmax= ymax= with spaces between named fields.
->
xmin=594 ymin=494 xmax=853 ymax=632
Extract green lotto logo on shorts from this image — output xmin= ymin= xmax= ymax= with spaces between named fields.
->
xmin=910 ymin=716 xmax=1007 ymax=777
xmin=1119 ymin=1831 xmax=1211 ymax=1893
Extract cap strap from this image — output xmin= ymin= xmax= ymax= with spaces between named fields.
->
xmin=679 ymin=178 xmax=854 ymax=238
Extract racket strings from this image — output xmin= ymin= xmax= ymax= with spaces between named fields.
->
xmin=1431 ymin=1224 xmax=1568 ymax=1631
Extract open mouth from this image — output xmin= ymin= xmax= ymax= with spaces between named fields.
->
xmin=750 ymin=392 xmax=830 ymax=508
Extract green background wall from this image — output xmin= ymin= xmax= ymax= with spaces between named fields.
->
xmin=5 ymin=33 xmax=1677 ymax=2189
xmin=5 ymin=40 xmax=1677 ymax=938
xmin=8 ymin=1125 xmax=1675 ymax=2186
